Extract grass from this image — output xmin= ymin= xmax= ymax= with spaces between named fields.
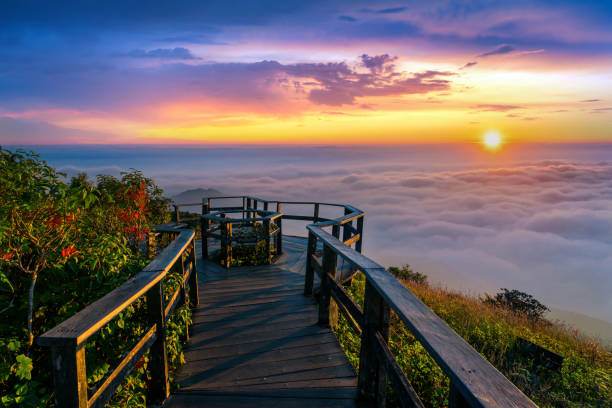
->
xmin=333 ymin=272 xmax=612 ymax=407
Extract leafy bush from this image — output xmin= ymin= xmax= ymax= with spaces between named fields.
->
xmin=0 ymin=148 xmax=188 ymax=407
xmin=388 ymin=264 xmax=428 ymax=285
xmin=485 ymin=288 xmax=549 ymax=321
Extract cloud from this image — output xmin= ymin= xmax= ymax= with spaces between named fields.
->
xmin=478 ymin=44 xmax=515 ymax=57
xmin=338 ymin=15 xmax=357 ymax=22
xmin=123 ymin=47 xmax=201 ymax=60
xmin=461 ymin=61 xmax=478 ymax=69
xmin=375 ymin=7 xmax=407 ymax=14
xmin=360 ymin=53 xmax=398 ymax=73
xmin=581 ymin=99 xmax=601 ymax=103
xmin=0 ymin=55 xmax=455 ymax=112
xmin=472 ymin=104 xmax=523 ymax=112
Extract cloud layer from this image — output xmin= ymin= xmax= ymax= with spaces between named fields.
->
xmin=39 ymin=144 xmax=612 ymax=323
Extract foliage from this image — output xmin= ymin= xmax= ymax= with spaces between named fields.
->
xmin=333 ymin=268 xmax=612 ymax=408
xmin=485 ymin=288 xmax=550 ymax=321
xmin=0 ymin=147 xmax=186 ymax=407
xmin=388 ymin=264 xmax=428 ymax=285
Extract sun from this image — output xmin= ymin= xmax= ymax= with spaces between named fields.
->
xmin=483 ymin=131 xmax=502 ymax=149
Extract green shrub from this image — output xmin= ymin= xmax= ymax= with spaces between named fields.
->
xmin=0 ymin=148 xmax=186 ymax=407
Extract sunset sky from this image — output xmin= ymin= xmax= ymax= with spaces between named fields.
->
xmin=1 ymin=0 xmax=611 ymax=144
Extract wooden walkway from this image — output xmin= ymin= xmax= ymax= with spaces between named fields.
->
xmin=164 ymin=236 xmax=364 ymax=408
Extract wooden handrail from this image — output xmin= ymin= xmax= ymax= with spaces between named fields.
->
xmin=38 ymin=228 xmax=199 ymax=408
xmin=306 ymin=221 xmax=537 ymax=408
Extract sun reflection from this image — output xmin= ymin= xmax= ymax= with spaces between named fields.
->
xmin=483 ymin=131 xmax=502 ymax=150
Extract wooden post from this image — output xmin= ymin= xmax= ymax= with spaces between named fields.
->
xmin=356 ymin=216 xmax=364 ymax=253
xmin=174 ymin=205 xmax=180 ymax=223
xmin=343 ymin=208 xmax=352 ymax=244
xmin=223 ymin=222 xmax=232 ymax=269
xmin=264 ymin=218 xmax=271 ymax=264
xmin=247 ymin=198 xmax=252 ymax=218
xmin=449 ymin=384 xmax=470 ymax=408
xmin=201 ymin=203 xmax=209 ymax=260
xmin=264 ymin=201 xmax=268 ymax=211
xmin=358 ymin=279 xmax=390 ymax=406
xmin=146 ymin=281 xmax=170 ymax=404
xmin=304 ymin=232 xmax=316 ymax=296
xmin=275 ymin=217 xmax=282 ymax=255
xmin=179 ymin=252 xmax=189 ymax=342
xmin=318 ymin=243 xmax=337 ymax=326
xmin=332 ymin=224 xmax=340 ymax=240
xmin=314 ymin=203 xmax=320 ymax=222
xmin=50 ymin=345 xmax=88 ymax=408
xmin=276 ymin=202 xmax=281 ymax=213
xmin=189 ymin=239 xmax=199 ymax=307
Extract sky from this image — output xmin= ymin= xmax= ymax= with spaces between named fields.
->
xmin=1 ymin=0 xmax=611 ymax=144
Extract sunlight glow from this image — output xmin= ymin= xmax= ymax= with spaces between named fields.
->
xmin=483 ymin=131 xmax=502 ymax=149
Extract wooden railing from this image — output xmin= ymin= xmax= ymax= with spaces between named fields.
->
xmin=201 ymin=208 xmax=283 ymax=268
xmin=195 ymin=195 xmax=536 ymax=407
xmin=168 ymin=195 xmax=538 ymax=407
xmin=38 ymin=226 xmax=198 ymax=408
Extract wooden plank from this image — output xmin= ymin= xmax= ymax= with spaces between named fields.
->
xmin=166 ymin=394 xmax=362 ymax=408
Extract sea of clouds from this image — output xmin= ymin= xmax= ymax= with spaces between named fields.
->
xmin=29 ymin=144 xmax=612 ymax=323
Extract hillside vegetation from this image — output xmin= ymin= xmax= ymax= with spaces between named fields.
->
xmin=334 ymin=266 xmax=612 ymax=408
xmin=0 ymin=148 xmax=188 ymax=407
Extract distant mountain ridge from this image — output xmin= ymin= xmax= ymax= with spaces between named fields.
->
xmin=171 ymin=188 xmax=224 ymax=205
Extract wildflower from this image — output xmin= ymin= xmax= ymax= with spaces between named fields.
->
xmin=62 ymin=247 xmax=78 ymax=258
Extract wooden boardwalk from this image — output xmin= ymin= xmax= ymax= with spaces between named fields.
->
xmin=165 ymin=236 xmax=364 ymax=408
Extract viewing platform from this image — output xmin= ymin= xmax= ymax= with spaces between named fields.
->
xmin=38 ymin=196 xmax=537 ymax=408
xmin=165 ymin=236 xmax=363 ymax=407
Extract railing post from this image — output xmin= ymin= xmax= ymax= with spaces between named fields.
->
xmin=358 ymin=279 xmax=390 ymax=406
xmin=189 ymin=239 xmax=199 ymax=306
xmin=49 ymin=344 xmax=87 ymax=408
xmin=264 ymin=218 xmax=271 ymax=264
xmin=304 ymin=231 xmax=316 ymax=296
xmin=332 ymin=224 xmax=340 ymax=240
xmin=356 ymin=216 xmax=364 ymax=253
xmin=314 ymin=203 xmax=320 ymax=223
xmin=343 ymin=208 xmax=352 ymax=244
xmin=318 ymin=243 xmax=337 ymax=326
xmin=275 ymin=216 xmax=282 ymax=255
xmin=146 ymin=281 xmax=170 ymax=404
xmin=247 ymin=198 xmax=252 ymax=218
xmin=222 ymin=221 xmax=232 ymax=268
xmin=264 ymin=201 xmax=268 ymax=211
xmin=179 ymin=251 xmax=189 ymax=342
xmin=449 ymin=384 xmax=470 ymax=408
xmin=201 ymin=202 xmax=209 ymax=260
xmin=174 ymin=204 xmax=180 ymax=223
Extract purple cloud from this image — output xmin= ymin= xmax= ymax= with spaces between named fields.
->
xmin=478 ymin=45 xmax=515 ymax=57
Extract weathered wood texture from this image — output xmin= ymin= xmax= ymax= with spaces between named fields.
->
xmin=165 ymin=236 xmax=361 ymax=408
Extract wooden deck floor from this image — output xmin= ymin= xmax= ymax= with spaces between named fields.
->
xmin=164 ymin=236 xmax=364 ymax=408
